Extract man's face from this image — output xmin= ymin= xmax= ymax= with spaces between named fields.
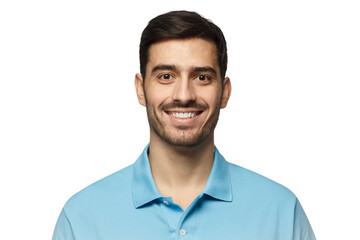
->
xmin=135 ymin=38 xmax=231 ymax=147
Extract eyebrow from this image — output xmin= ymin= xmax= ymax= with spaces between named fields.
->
xmin=192 ymin=67 xmax=217 ymax=76
xmin=151 ymin=64 xmax=218 ymax=76
xmin=151 ymin=64 xmax=176 ymax=74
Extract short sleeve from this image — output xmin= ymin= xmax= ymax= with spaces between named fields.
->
xmin=293 ymin=199 xmax=316 ymax=240
xmin=52 ymin=209 xmax=75 ymax=240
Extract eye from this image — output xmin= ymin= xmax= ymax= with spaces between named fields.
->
xmin=159 ymin=73 xmax=172 ymax=80
xmin=196 ymin=74 xmax=211 ymax=81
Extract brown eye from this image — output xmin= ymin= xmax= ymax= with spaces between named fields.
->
xmin=162 ymin=74 xmax=171 ymax=80
xmin=197 ymin=75 xmax=209 ymax=81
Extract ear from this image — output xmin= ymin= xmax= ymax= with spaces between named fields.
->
xmin=135 ymin=73 xmax=146 ymax=106
xmin=221 ymin=77 xmax=231 ymax=109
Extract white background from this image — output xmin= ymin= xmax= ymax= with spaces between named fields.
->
xmin=0 ymin=0 xmax=359 ymax=239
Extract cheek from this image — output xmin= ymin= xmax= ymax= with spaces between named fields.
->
xmin=197 ymin=88 xmax=221 ymax=107
xmin=146 ymin=86 xmax=172 ymax=106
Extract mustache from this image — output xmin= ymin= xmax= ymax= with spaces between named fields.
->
xmin=161 ymin=101 xmax=207 ymax=110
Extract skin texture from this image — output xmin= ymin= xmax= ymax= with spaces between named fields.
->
xmin=135 ymin=38 xmax=231 ymax=210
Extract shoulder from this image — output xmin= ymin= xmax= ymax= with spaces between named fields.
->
xmin=63 ymin=164 xmax=134 ymax=213
xmin=227 ymin=162 xmax=297 ymax=204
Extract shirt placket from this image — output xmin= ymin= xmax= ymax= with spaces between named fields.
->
xmin=159 ymin=194 xmax=203 ymax=240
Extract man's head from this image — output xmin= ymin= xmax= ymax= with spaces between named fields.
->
xmin=139 ymin=10 xmax=228 ymax=81
xmin=135 ymin=11 xmax=231 ymax=148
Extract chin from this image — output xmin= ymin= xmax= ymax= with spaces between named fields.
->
xmin=160 ymin=131 xmax=212 ymax=148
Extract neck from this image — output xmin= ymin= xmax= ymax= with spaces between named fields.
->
xmin=148 ymin=132 xmax=215 ymax=209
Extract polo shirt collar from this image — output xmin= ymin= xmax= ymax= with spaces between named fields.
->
xmin=132 ymin=145 xmax=233 ymax=208
xmin=202 ymin=147 xmax=233 ymax=202
xmin=132 ymin=145 xmax=162 ymax=208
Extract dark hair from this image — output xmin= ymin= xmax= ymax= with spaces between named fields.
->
xmin=139 ymin=10 xmax=228 ymax=80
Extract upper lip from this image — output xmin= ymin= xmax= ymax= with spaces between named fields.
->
xmin=164 ymin=108 xmax=203 ymax=114
xmin=166 ymin=109 xmax=201 ymax=112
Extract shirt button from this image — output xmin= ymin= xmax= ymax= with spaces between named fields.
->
xmin=163 ymin=200 xmax=169 ymax=205
xmin=179 ymin=229 xmax=186 ymax=236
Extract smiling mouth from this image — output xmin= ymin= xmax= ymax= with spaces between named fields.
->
xmin=165 ymin=111 xmax=203 ymax=119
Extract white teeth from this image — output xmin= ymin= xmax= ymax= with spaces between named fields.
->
xmin=171 ymin=112 xmax=195 ymax=119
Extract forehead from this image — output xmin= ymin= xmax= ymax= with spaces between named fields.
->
xmin=147 ymin=38 xmax=219 ymax=72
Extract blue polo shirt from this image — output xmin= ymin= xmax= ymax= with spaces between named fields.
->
xmin=52 ymin=145 xmax=316 ymax=240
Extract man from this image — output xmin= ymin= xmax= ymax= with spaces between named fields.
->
xmin=52 ymin=10 xmax=316 ymax=240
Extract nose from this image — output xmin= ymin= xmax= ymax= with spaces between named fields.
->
xmin=172 ymin=78 xmax=196 ymax=103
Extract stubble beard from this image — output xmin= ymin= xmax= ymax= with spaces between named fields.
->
xmin=145 ymin=101 xmax=220 ymax=148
